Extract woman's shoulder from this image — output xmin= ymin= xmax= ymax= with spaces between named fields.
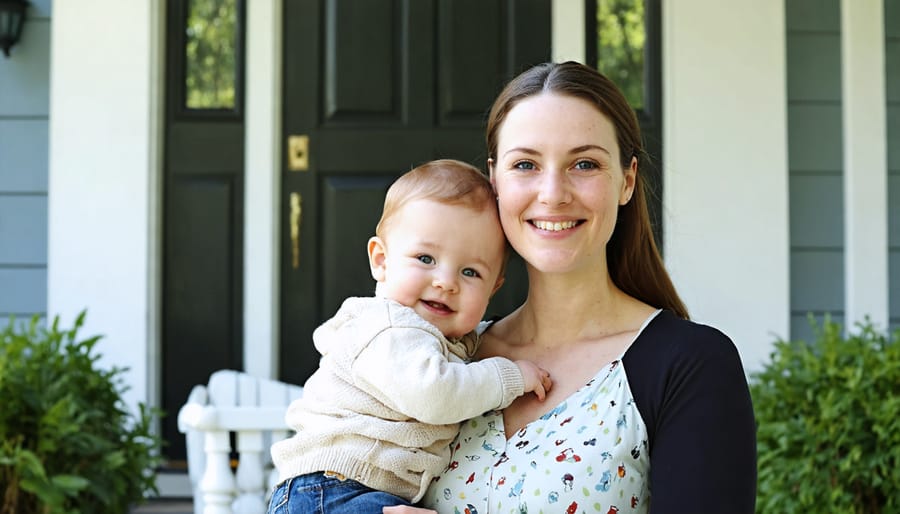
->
xmin=622 ymin=310 xmax=753 ymax=444
xmin=629 ymin=309 xmax=741 ymax=364
xmin=622 ymin=310 xmax=748 ymax=402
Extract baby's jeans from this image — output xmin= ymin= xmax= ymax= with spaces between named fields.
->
xmin=267 ymin=472 xmax=412 ymax=514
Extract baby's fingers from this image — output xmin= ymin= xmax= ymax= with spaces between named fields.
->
xmin=542 ymin=372 xmax=553 ymax=393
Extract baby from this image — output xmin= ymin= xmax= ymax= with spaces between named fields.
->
xmin=269 ymin=159 xmax=551 ymax=513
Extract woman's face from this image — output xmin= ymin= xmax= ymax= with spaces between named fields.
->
xmin=490 ymin=92 xmax=636 ymax=275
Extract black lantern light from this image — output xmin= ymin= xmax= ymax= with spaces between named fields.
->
xmin=0 ymin=0 xmax=29 ymax=58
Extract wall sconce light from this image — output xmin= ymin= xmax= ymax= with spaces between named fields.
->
xmin=0 ymin=0 xmax=29 ymax=58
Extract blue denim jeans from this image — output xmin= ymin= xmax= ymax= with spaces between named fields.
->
xmin=267 ymin=472 xmax=412 ymax=514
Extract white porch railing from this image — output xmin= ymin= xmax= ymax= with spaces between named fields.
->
xmin=177 ymin=370 xmax=303 ymax=514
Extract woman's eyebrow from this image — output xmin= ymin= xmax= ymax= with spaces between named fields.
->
xmin=503 ymin=144 xmax=612 ymax=158
xmin=502 ymin=147 xmax=539 ymax=158
xmin=570 ymin=144 xmax=611 ymax=156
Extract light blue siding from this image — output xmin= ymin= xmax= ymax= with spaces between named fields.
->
xmin=0 ymin=6 xmax=51 ymax=321
xmin=888 ymin=0 xmax=900 ymax=332
xmin=0 ymin=120 xmax=49 ymax=192
xmin=786 ymin=33 xmax=842 ymax=101
xmin=789 ymin=175 xmax=843 ymax=248
xmin=790 ymin=313 xmax=846 ymax=345
xmin=0 ymin=314 xmax=46 ymax=331
xmin=787 ymin=105 xmax=843 ymax=171
xmin=0 ymin=268 xmax=46 ymax=313
xmin=0 ymin=195 xmax=48 ymax=263
xmin=786 ymin=0 xmax=844 ymax=340
xmin=785 ymin=0 xmax=841 ymax=31
xmin=0 ymin=21 xmax=50 ymax=116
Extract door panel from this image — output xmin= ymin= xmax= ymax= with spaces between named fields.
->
xmin=161 ymin=0 xmax=245 ymax=461
xmin=280 ymin=0 xmax=550 ymax=386
xmin=320 ymin=176 xmax=397 ymax=308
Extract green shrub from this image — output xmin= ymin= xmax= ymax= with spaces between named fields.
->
xmin=0 ymin=312 xmax=162 ymax=514
xmin=751 ymin=317 xmax=900 ymax=513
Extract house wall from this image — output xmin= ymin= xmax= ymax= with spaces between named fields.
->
xmin=0 ymin=0 xmax=51 ymax=328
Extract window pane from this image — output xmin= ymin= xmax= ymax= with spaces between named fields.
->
xmin=595 ymin=0 xmax=645 ymax=109
xmin=185 ymin=0 xmax=238 ymax=109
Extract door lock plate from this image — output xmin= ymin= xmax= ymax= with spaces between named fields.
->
xmin=288 ymin=135 xmax=309 ymax=171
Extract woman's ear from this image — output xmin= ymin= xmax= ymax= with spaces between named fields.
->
xmin=367 ymin=236 xmax=388 ymax=282
xmin=487 ymin=158 xmax=497 ymax=190
xmin=619 ymin=156 xmax=638 ymax=205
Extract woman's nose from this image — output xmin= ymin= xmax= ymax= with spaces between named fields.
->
xmin=537 ymin=169 xmax=572 ymax=206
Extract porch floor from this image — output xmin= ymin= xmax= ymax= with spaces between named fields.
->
xmin=130 ymin=499 xmax=193 ymax=514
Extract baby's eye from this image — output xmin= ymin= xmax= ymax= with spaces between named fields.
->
xmin=461 ymin=268 xmax=481 ymax=278
xmin=574 ymin=160 xmax=598 ymax=170
xmin=513 ymin=161 xmax=536 ymax=170
xmin=417 ymin=255 xmax=435 ymax=265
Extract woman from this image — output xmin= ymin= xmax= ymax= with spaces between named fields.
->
xmin=388 ymin=61 xmax=756 ymax=514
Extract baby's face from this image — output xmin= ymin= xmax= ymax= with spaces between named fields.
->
xmin=374 ymin=198 xmax=506 ymax=338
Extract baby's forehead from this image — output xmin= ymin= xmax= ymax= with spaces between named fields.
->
xmin=389 ymin=204 xmax=505 ymax=255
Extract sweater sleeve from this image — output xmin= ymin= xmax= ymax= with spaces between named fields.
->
xmin=352 ymin=326 xmax=525 ymax=425
xmin=623 ymin=311 xmax=757 ymax=514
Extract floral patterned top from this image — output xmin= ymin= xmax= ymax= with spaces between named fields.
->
xmin=421 ymin=313 xmax=659 ymax=514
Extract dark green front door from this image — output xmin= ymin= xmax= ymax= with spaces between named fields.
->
xmin=278 ymin=0 xmax=551 ymax=386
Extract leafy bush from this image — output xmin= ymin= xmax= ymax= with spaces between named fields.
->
xmin=0 ymin=312 xmax=162 ymax=514
xmin=751 ymin=318 xmax=900 ymax=513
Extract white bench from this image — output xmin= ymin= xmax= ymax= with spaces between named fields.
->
xmin=177 ymin=370 xmax=303 ymax=514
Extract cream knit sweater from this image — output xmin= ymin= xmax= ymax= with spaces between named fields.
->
xmin=270 ymin=297 xmax=525 ymax=502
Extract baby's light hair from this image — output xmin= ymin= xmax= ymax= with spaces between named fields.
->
xmin=375 ymin=159 xmax=497 ymax=238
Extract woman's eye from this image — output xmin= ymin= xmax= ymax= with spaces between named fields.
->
xmin=461 ymin=268 xmax=481 ymax=278
xmin=417 ymin=255 xmax=434 ymax=265
xmin=513 ymin=161 xmax=536 ymax=170
xmin=574 ymin=160 xmax=598 ymax=170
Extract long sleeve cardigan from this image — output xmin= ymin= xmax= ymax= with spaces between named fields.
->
xmin=270 ymin=297 xmax=525 ymax=502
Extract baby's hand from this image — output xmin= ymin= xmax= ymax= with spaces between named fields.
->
xmin=515 ymin=360 xmax=552 ymax=401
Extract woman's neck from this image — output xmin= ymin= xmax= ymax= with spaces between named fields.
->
xmin=501 ymin=265 xmax=648 ymax=348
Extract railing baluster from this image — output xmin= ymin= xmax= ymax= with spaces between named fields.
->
xmin=233 ymin=430 xmax=267 ymax=514
xmin=201 ymin=430 xmax=236 ymax=514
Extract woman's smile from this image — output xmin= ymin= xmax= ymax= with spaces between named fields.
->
xmin=530 ymin=219 xmax=583 ymax=232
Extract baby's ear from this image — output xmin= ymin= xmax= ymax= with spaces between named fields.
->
xmin=367 ymin=236 xmax=388 ymax=282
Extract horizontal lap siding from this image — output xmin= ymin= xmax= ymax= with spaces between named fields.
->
xmin=0 ymin=7 xmax=51 ymax=325
xmin=888 ymin=0 xmax=900 ymax=332
xmin=786 ymin=0 xmax=844 ymax=342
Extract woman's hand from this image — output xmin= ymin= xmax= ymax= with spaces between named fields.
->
xmin=383 ymin=506 xmax=437 ymax=514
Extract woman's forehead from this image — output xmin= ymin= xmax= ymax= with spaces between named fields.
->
xmin=498 ymin=94 xmax=618 ymax=155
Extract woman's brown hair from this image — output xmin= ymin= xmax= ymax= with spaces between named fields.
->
xmin=486 ymin=61 xmax=689 ymax=319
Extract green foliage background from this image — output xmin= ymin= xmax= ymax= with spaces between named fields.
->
xmin=0 ymin=313 xmax=162 ymax=514
xmin=185 ymin=0 xmax=237 ymax=109
xmin=750 ymin=318 xmax=900 ymax=513
xmin=596 ymin=0 xmax=645 ymax=109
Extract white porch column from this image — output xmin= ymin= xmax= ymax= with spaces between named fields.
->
xmin=840 ymin=0 xmax=889 ymax=329
xmin=47 ymin=1 xmax=162 ymax=409
xmin=662 ymin=0 xmax=790 ymax=370
xmin=243 ymin=0 xmax=282 ymax=380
